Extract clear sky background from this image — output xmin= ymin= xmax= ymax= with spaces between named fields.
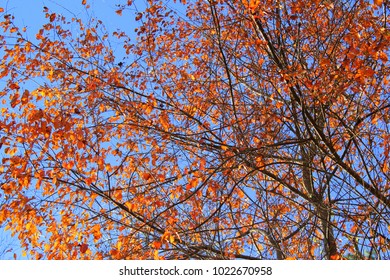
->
xmin=0 ymin=0 xmax=145 ymax=259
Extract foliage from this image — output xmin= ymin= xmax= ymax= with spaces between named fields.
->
xmin=0 ymin=0 xmax=390 ymax=259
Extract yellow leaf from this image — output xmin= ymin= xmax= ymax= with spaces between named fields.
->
xmin=44 ymin=244 xmax=50 ymax=252
xmin=169 ymin=234 xmax=176 ymax=245
xmin=154 ymin=250 xmax=159 ymax=260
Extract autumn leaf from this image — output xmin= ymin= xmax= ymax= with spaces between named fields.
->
xmin=142 ymin=172 xmax=152 ymax=181
xmin=10 ymin=92 xmax=20 ymax=108
xmin=374 ymin=0 xmax=383 ymax=6
xmin=9 ymin=82 xmax=20 ymax=90
xmin=135 ymin=13 xmax=142 ymax=21
xmin=80 ymin=244 xmax=88 ymax=254
xmin=330 ymin=254 xmax=341 ymax=260
xmin=1 ymin=0 xmax=389 ymax=261
xmin=152 ymin=240 xmax=162 ymax=249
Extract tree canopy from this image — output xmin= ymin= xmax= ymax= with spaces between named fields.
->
xmin=1 ymin=0 xmax=390 ymax=259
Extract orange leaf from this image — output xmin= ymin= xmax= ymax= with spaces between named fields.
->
xmin=383 ymin=162 xmax=388 ymax=173
xmin=85 ymin=177 xmax=93 ymax=186
xmin=110 ymin=249 xmax=119 ymax=258
xmin=92 ymin=224 xmax=102 ymax=240
xmin=330 ymin=254 xmax=341 ymax=260
xmin=374 ymin=0 xmax=383 ymax=6
xmin=142 ymin=173 xmax=152 ymax=180
xmin=9 ymin=82 xmax=20 ymax=90
xmin=152 ymin=240 xmax=162 ymax=249
xmin=186 ymin=177 xmax=198 ymax=190
xmin=10 ymin=93 xmax=20 ymax=108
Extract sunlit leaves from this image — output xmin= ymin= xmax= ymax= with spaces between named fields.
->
xmin=0 ymin=0 xmax=389 ymax=260
xmin=374 ymin=0 xmax=383 ymax=6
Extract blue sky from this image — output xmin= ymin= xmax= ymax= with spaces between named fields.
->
xmin=3 ymin=0 xmax=130 ymax=31
xmin=1 ymin=0 xmax=389 ymax=261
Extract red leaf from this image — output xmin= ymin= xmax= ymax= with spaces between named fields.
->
xmin=142 ymin=173 xmax=152 ymax=181
xmin=330 ymin=254 xmax=341 ymax=260
xmin=80 ymin=243 xmax=88 ymax=254
xmin=135 ymin=13 xmax=143 ymax=21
